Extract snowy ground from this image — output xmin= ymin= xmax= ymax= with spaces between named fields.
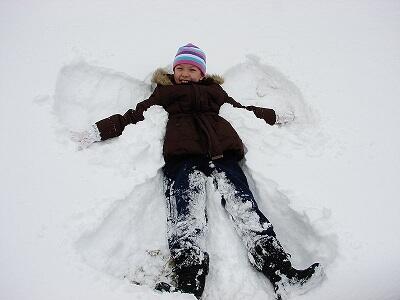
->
xmin=1 ymin=1 xmax=400 ymax=300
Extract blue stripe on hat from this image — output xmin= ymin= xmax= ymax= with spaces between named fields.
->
xmin=175 ymin=53 xmax=205 ymax=65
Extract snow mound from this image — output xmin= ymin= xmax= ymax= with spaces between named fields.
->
xmin=54 ymin=60 xmax=152 ymax=131
xmin=75 ymin=173 xmax=171 ymax=287
xmin=53 ymin=58 xmax=337 ymax=299
xmin=222 ymin=55 xmax=314 ymax=125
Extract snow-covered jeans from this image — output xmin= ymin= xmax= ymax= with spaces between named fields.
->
xmin=162 ymin=154 xmax=277 ymax=269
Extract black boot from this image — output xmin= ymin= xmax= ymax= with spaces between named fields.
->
xmin=250 ymin=237 xmax=324 ymax=298
xmin=155 ymin=249 xmax=209 ymax=299
xmin=287 ymin=262 xmax=322 ymax=283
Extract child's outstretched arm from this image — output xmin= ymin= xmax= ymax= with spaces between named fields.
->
xmin=219 ymin=86 xmax=294 ymax=125
xmin=70 ymin=86 xmax=165 ymax=149
xmin=94 ymin=86 xmax=166 ymax=141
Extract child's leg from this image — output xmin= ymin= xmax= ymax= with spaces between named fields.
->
xmin=211 ymin=156 xmax=277 ymax=250
xmin=211 ymin=156 xmax=323 ymax=296
xmin=162 ymin=157 xmax=209 ymax=298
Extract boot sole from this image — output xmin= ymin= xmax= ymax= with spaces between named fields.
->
xmin=274 ymin=264 xmax=326 ymax=299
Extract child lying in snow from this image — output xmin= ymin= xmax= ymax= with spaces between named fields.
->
xmin=71 ymin=43 xmax=323 ymax=299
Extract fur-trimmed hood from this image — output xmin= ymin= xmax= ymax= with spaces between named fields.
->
xmin=151 ymin=68 xmax=224 ymax=86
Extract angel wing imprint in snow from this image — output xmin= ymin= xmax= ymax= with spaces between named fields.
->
xmin=53 ymin=60 xmax=157 ymax=131
xmin=53 ymin=61 xmax=172 ymax=286
xmin=53 ymin=55 xmax=312 ymax=132
xmin=220 ymin=54 xmax=315 ymax=126
xmin=53 ymin=58 xmax=336 ymax=299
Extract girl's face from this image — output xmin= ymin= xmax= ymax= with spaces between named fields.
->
xmin=173 ymin=64 xmax=204 ymax=84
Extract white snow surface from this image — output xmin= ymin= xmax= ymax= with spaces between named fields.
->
xmin=1 ymin=1 xmax=400 ymax=300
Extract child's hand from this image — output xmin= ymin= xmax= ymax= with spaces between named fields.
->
xmin=70 ymin=126 xmax=101 ymax=150
xmin=275 ymin=111 xmax=295 ymax=125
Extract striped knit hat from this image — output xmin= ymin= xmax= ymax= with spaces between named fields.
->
xmin=173 ymin=43 xmax=206 ymax=75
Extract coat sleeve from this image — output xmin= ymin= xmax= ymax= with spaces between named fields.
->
xmin=219 ymin=85 xmax=276 ymax=125
xmin=95 ymin=86 xmax=165 ymax=141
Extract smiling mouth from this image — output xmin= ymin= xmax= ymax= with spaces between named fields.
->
xmin=180 ymin=79 xmax=190 ymax=83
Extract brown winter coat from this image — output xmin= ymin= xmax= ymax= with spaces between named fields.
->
xmin=95 ymin=69 xmax=276 ymax=161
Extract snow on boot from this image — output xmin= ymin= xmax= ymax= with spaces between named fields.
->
xmin=154 ymin=264 xmax=208 ymax=299
xmin=250 ymin=236 xmax=292 ymax=283
xmin=154 ymin=281 xmax=177 ymax=293
xmin=175 ymin=262 xmax=208 ymax=299
xmin=155 ymin=250 xmax=209 ymax=299
xmin=249 ymin=236 xmax=324 ymax=299
xmin=282 ymin=263 xmax=325 ymax=296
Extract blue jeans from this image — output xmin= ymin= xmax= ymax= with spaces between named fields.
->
xmin=162 ymin=154 xmax=276 ymax=266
